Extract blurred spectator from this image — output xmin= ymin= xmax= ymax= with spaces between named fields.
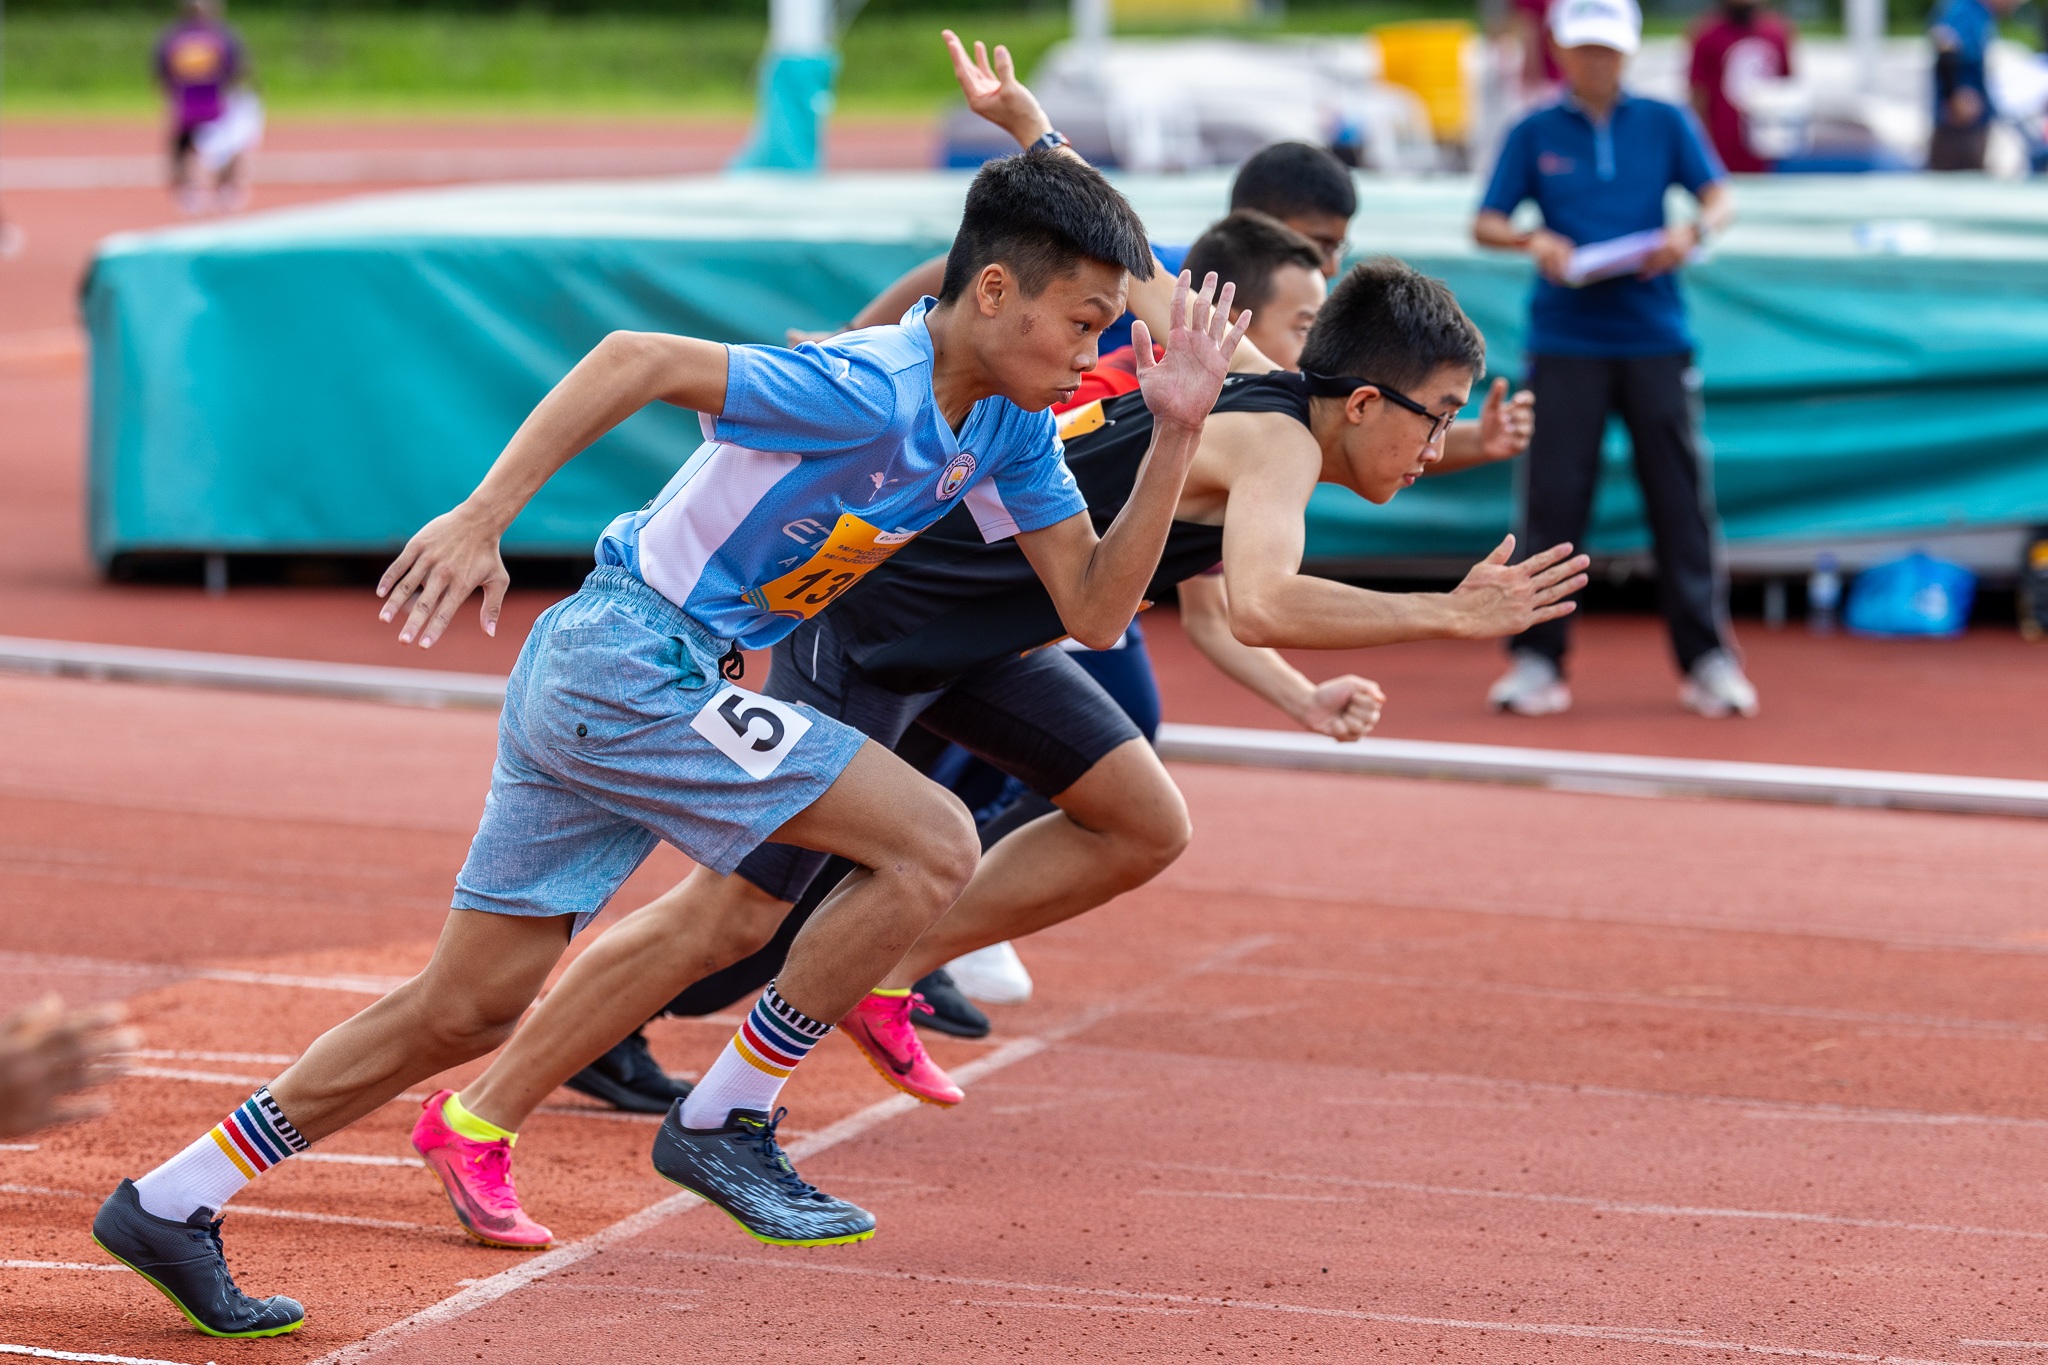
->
xmin=1688 ymin=0 xmax=1796 ymax=172
xmin=1474 ymin=0 xmax=1758 ymax=720
xmin=1 ymin=996 xmax=134 ymax=1137
xmin=1928 ymin=0 xmax=2020 ymax=170
xmin=156 ymin=0 xmax=256 ymax=212
xmin=1510 ymin=0 xmax=1563 ymax=99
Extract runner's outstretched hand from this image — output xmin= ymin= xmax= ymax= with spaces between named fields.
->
xmin=943 ymin=30 xmax=1056 ymax=148
xmin=376 ymin=501 xmax=512 ymax=649
xmin=0 ymin=995 xmax=136 ymax=1137
xmin=1300 ymin=675 xmax=1386 ymax=742
xmin=1476 ymin=377 xmax=1535 ymax=463
xmin=1447 ymin=536 xmax=1589 ymax=638
xmin=1132 ymin=271 xmax=1251 ymax=433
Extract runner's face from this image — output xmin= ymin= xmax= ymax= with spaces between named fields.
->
xmin=1281 ymin=211 xmax=1352 ymax=279
xmin=1240 ymin=264 xmax=1326 ymax=372
xmin=1333 ymin=362 xmax=1472 ymax=504
xmin=981 ymin=259 xmax=1129 ymax=411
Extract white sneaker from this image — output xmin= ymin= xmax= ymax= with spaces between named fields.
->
xmin=1679 ymin=648 xmax=1760 ymax=718
xmin=1487 ymin=651 xmax=1572 ymax=716
xmin=945 ymin=942 xmax=1033 ymax=1005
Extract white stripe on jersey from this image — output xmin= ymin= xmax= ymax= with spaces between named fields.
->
xmin=964 ymin=479 xmax=1020 ymax=543
xmin=637 ymin=442 xmax=801 ymax=615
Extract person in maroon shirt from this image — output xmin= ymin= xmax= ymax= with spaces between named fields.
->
xmin=1688 ymin=0 xmax=1795 ymax=173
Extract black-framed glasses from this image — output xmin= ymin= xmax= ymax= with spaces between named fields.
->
xmin=1302 ymin=372 xmax=1459 ymax=445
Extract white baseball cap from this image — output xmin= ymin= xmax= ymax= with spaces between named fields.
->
xmin=1550 ymin=0 xmax=1641 ymax=53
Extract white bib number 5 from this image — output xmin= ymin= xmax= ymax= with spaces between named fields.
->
xmin=690 ymin=684 xmax=813 ymax=780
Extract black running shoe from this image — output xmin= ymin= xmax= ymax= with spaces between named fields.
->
xmin=92 ymin=1179 xmax=304 ymax=1338
xmin=910 ymin=969 xmax=991 ymax=1038
xmin=565 ymin=1027 xmax=695 ymax=1114
xmin=651 ymin=1104 xmax=875 ymax=1247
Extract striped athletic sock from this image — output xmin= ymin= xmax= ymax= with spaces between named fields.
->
xmin=678 ymin=981 xmax=831 ymax=1129
xmin=132 ymin=1087 xmax=308 ymax=1223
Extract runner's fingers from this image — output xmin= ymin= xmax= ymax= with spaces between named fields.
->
xmin=1530 ymin=600 xmax=1578 ymax=624
xmin=992 ymin=42 xmax=1016 ymax=82
xmin=378 ymin=559 xmax=429 ymax=623
xmin=1209 ymin=281 xmax=1237 ymax=343
xmin=1481 ymin=533 xmax=1515 ymax=566
xmin=1533 ymin=573 xmax=1589 ymax=605
xmin=1130 ymin=320 xmax=1154 ymax=373
xmin=1528 ymin=553 xmax=1591 ymax=589
xmin=398 ymin=565 xmax=452 ymax=643
xmin=376 ymin=545 xmax=420 ymax=605
xmin=1169 ymin=269 xmax=1191 ymax=335
xmin=1521 ymin=539 xmax=1576 ymax=571
xmin=480 ymin=571 xmax=510 ymax=639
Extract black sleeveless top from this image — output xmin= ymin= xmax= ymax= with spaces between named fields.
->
xmin=829 ymin=370 xmax=1313 ymax=694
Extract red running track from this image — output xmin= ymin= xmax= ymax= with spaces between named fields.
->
xmin=3 ymin=669 xmax=2047 ymax=1363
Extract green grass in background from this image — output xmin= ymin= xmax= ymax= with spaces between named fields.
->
xmin=4 ymin=4 xmax=1470 ymax=118
xmin=1 ymin=3 xmax=1975 ymax=119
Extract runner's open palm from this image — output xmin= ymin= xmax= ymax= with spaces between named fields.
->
xmin=1133 ymin=271 xmax=1250 ymax=432
xmin=1449 ymin=536 xmax=1591 ymax=637
xmin=942 ymin=31 xmax=1052 ymax=145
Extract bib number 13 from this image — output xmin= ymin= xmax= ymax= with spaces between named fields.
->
xmin=690 ymin=684 xmax=813 ymax=780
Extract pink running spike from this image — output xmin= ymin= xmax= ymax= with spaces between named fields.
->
xmin=838 ymin=992 xmax=964 ymax=1106
xmin=411 ymin=1091 xmax=554 ymax=1250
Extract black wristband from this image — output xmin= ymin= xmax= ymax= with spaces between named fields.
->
xmin=1027 ymin=129 xmax=1071 ymax=154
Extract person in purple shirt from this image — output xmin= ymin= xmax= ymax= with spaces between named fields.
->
xmin=156 ymin=0 xmax=249 ymax=211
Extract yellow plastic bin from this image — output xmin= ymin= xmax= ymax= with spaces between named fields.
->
xmin=1374 ymin=20 xmax=1473 ymax=141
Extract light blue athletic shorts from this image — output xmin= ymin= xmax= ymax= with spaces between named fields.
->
xmin=453 ymin=567 xmax=869 ymax=933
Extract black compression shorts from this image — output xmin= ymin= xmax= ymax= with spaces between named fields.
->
xmin=733 ymin=612 xmax=1144 ymax=902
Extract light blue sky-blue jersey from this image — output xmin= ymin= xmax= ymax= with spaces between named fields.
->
xmin=597 ymin=299 xmax=1086 ymax=650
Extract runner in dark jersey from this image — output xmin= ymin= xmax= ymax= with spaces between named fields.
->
xmin=532 ymin=258 xmax=1589 ymax=1121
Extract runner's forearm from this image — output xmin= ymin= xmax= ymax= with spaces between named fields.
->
xmin=1179 ymin=576 xmax=1320 ymax=723
xmin=1228 ymin=573 xmax=1476 ymax=650
xmin=1051 ymin=419 xmax=1204 ymax=648
xmin=850 ymin=257 xmax=948 ymax=330
xmin=465 ymin=331 xmax=728 ymax=532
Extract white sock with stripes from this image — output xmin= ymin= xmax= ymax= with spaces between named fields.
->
xmin=133 ymin=1087 xmax=308 ymax=1223
xmin=679 ymin=981 xmax=831 ymax=1129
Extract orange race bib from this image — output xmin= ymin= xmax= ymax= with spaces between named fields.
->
xmin=742 ymin=513 xmax=918 ymax=622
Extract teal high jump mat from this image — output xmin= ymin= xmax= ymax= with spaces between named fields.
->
xmin=83 ymin=172 xmax=2048 ymax=568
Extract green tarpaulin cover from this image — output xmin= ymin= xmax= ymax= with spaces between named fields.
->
xmin=85 ymin=171 xmax=2048 ymax=567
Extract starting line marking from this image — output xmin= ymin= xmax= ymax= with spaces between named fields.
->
xmin=0 ymin=1347 xmax=209 ymax=1365
xmin=3 ymin=634 xmax=2041 ymax=819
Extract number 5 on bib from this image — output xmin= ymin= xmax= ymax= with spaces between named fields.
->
xmin=690 ymin=684 xmax=813 ymax=780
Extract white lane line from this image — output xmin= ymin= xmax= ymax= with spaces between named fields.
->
xmin=296 ymin=1154 xmax=425 ymax=1169
xmin=0 ymin=950 xmax=408 ymax=997
xmin=0 ymin=1184 xmax=83 ymax=1199
xmin=1217 ymin=963 xmax=2048 ymax=1040
xmin=126 ymin=1066 xmax=270 ymax=1086
xmin=308 ymin=935 xmax=1275 ymax=1364
xmin=233 ymin=1205 xmax=448 ymax=1234
xmin=1959 ymin=1341 xmax=2048 ymax=1349
xmin=0 ymin=1346 xmax=205 ymax=1365
xmin=645 ymin=1250 xmax=1973 ymax=1363
xmin=0 ymin=1144 xmax=38 ymax=1152
xmin=126 ymin=1050 xmax=297 ymax=1066
xmin=1063 ymin=1042 xmax=2048 ymax=1130
xmin=1157 ymin=721 xmax=2048 ymax=819
xmin=1161 ymin=877 xmax=2048 ymax=958
xmin=1133 ymin=1173 xmax=2048 ymax=1242
xmin=952 ymin=1298 xmax=1198 ymax=1315
xmin=0 ymin=1262 xmax=123 ymax=1272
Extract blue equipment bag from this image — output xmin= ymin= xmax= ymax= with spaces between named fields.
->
xmin=1844 ymin=551 xmax=1977 ymax=638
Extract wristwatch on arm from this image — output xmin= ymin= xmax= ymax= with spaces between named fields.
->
xmin=1027 ymin=129 xmax=1072 ymax=154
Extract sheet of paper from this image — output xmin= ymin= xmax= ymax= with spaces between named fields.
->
xmin=1562 ymin=228 xmax=1705 ymax=287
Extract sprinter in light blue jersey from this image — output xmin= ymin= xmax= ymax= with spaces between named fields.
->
xmin=594 ymin=295 xmax=1083 ymax=650
xmin=91 ymin=132 xmax=1252 ymax=1336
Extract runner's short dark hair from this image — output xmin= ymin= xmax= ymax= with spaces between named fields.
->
xmin=1182 ymin=211 xmax=1326 ymax=316
xmin=1229 ymin=142 xmax=1358 ymax=222
xmin=1298 ymin=257 xmax=1484 ymax=391
xmin=940 ymin=150 xmax=1155 ymax=301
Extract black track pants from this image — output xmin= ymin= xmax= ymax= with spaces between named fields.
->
xmin=1510 ymin=351 xmax=1730 ymax=675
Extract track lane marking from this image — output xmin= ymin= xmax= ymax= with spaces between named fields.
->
xmin=1216 ymin=963 xmax=2048 ymax=1039
xmin=0 ymin=1262 xmax=123 ymax=1272
xmin=636 ymin=1250 xmax=1978 ymax=1363
xmin=305 ymin=935 xmax=1276 ymax=1363
xmin=0 ymin=1347 xmax=206 ymax=1365
xmin=951 ymin=1298 xmax=1198 ymax=1315
xmin=1137 ymin=1186 xmax=2048 ymax=1241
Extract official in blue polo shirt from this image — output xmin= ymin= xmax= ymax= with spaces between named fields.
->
xmin=1473 ymin=0 xmax=1757 ymax=720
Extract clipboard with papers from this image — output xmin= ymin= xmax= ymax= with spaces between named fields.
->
xmin=1560 ymin=227 xmax=1706 ymax=286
